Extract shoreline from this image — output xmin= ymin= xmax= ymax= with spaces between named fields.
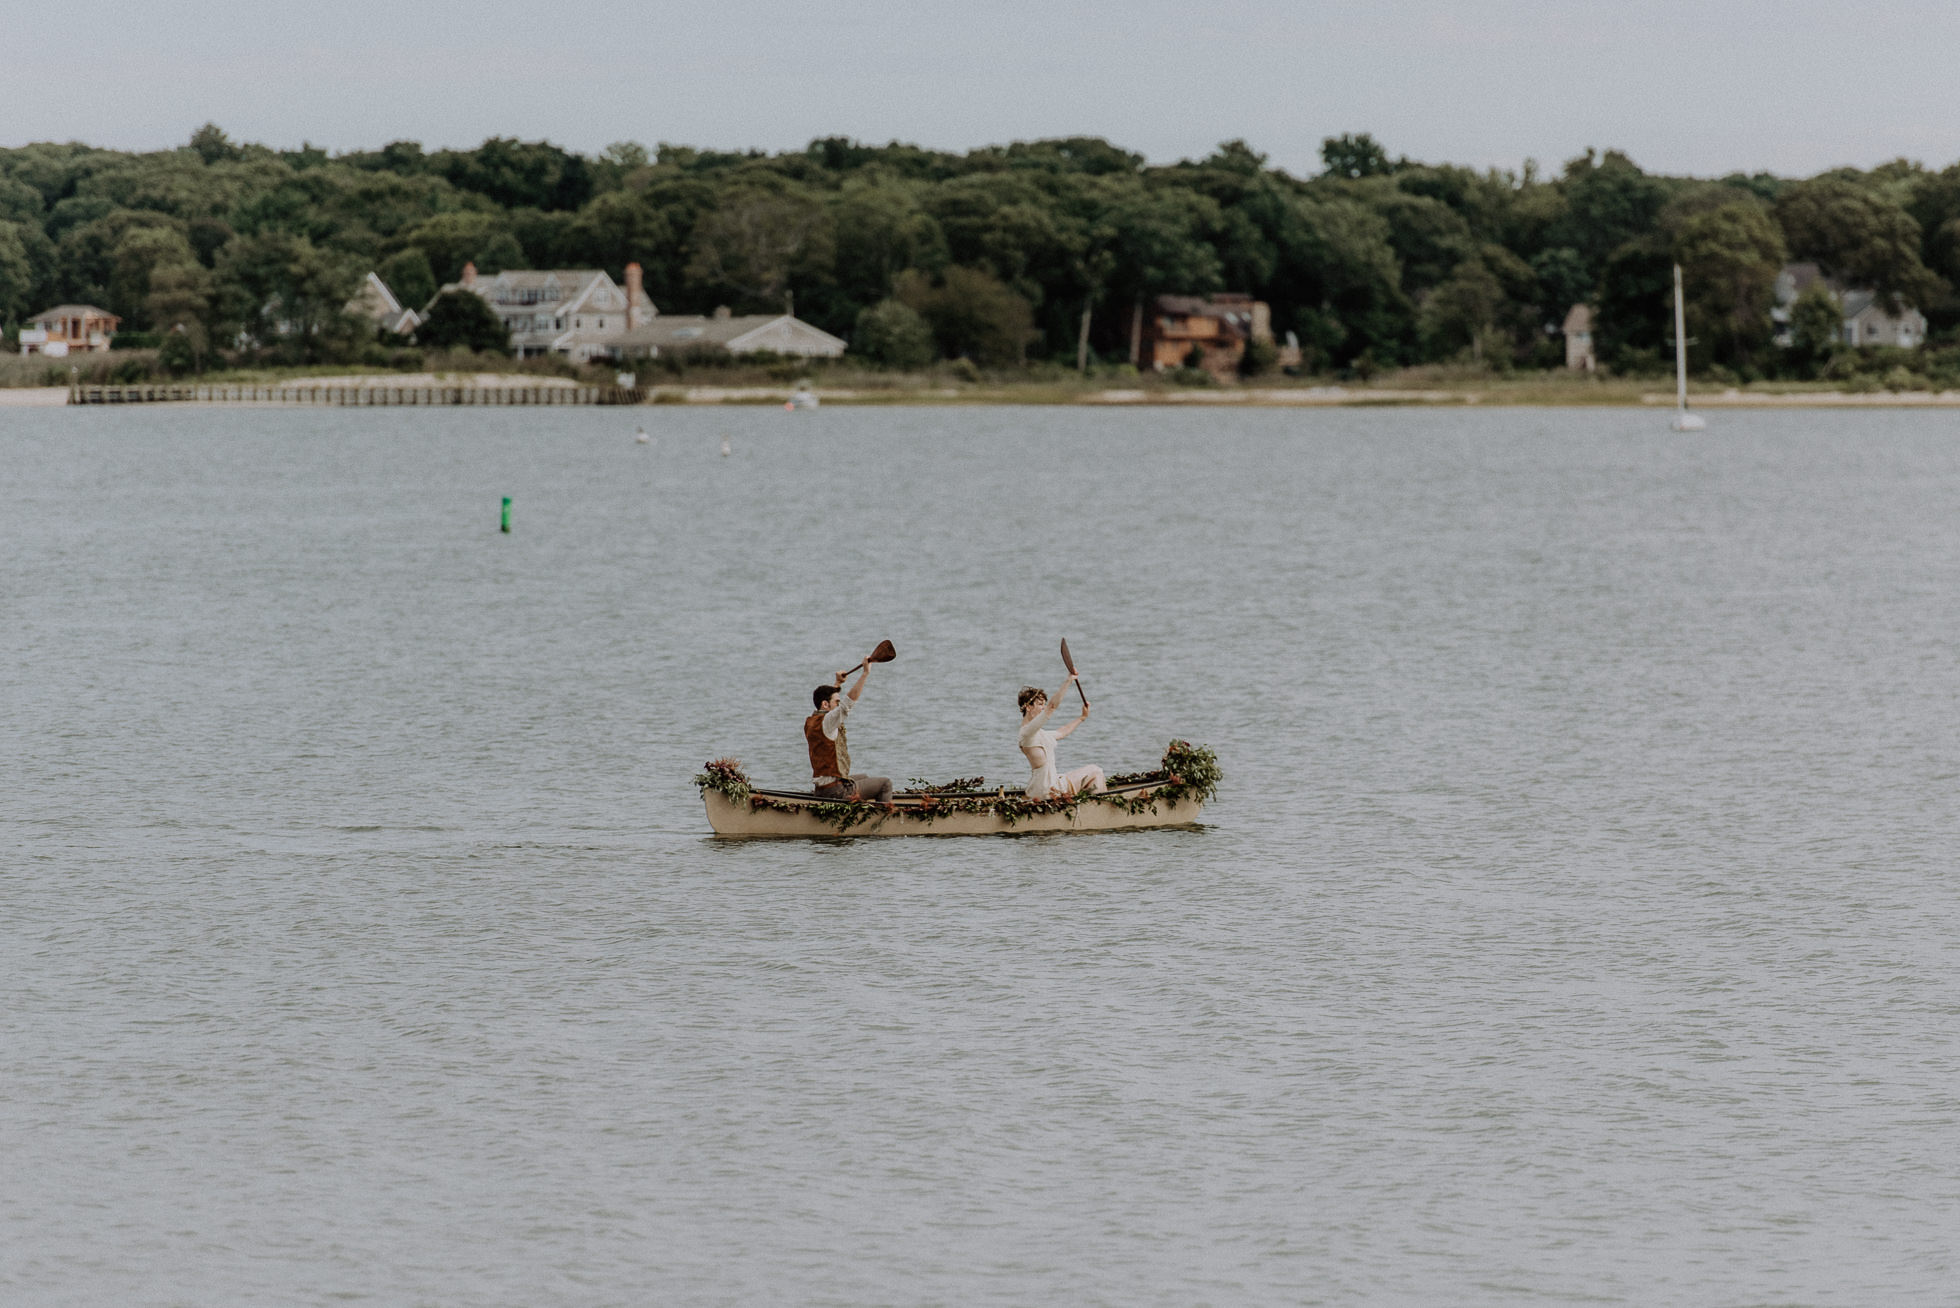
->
xmin=15 ymin=379 xmax=1960 ymax=408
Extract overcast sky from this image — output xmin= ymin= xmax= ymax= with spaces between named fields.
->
xmin=11 ymin=0 xmax=1960 ymax=178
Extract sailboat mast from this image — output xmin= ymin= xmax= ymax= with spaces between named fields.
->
xmin=1674 ymin=263 xmax=1689 ymax=413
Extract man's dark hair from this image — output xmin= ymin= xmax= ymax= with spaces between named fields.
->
xmin=813 ymin=684 xmax=840 ymax=710
xmin=1017 ymin=685 xmax=1047 ymax=711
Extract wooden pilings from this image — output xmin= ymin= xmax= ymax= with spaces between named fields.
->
xmin=69 ymin=384 xmax=640 ymax=406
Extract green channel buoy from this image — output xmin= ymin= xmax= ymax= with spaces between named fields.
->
xmin=500 ymin=496 xmax=511 ymax=533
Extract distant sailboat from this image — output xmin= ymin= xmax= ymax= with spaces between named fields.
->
xmin=1671 ymin=263 xmax=1706 ymax=431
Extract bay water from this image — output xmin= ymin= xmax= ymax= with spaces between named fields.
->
xmin=5 ymin=403 xmax=1958 ymax=1304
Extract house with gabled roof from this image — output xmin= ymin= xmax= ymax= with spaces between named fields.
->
xmin=347 ymin=272 xmax=421 ymax=338
xmin=19 ymin=304 xmax=119 ymax=356
xmin=1772 ymin=262 xmax=1927 ymax=349
xmin=434 ymin=261 xmax=657 ymax=361
xmin=610 ymin=306 xmax=847 ymax=361
xmin=1837 ymin=289 xmax=1925 ymax=348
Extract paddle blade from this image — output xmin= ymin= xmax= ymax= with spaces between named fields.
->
xmin=1060 ymin=639 xmax=1087 ymax=707
xmin=868 ymin=639 xmax=897 ymax=664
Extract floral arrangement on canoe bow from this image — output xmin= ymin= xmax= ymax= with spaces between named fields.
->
xmin=693 ymin=741 xmax=1220 ymax=833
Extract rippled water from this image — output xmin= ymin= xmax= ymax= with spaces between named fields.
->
xmin=5 ymin=403 xmax=1959 ymax=1304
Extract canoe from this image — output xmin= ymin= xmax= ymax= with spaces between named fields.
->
xmin=702 ymin=778 xmax=1203 ymax=839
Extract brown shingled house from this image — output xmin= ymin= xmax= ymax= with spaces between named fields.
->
xmin=1139 ymin=293 xmax=1274 ymax=380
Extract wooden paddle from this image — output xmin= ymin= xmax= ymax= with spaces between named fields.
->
xmin=1060 ymin=638 xmax=1089 ymax=708
xmin=843 ymin=639 xmax=897 ymax=681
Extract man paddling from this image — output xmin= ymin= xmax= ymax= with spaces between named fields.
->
xmin=806 ymin=663 xmax=893 ymax=802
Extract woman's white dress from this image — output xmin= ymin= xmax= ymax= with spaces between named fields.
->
xmin=1018 ymin=703 xmax=1104 ymax=800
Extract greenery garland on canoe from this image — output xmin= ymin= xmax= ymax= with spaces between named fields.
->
xmin=693 ymin=741 xmax=1220 ymax=833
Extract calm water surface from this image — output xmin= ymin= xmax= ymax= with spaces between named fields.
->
xmin=4 ymin=403 xmax=1959 ymax=1304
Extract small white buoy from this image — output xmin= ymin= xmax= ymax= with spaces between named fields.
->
xmin=720 ymin=436 xmax=731 ymax=457
xmin=634 ymin=425 xmax=649 ymax=444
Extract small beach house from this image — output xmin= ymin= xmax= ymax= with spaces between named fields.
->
xmin=19 ymin=305 xmax=119 ymax=356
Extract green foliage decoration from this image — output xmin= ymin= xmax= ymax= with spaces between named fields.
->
xmin=902 ymin=777 xmax=987 ymax=793
xmin=694 ymin=742 xmax=1220 ymax=833
xmin=692 ymin=757 xmax=751 ymax=803
xmin=1158 ymin=739 xmax=1223 ymax=804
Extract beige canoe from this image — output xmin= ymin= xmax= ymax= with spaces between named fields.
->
xmin=703 ymin=779 xmax=1203 ymax=838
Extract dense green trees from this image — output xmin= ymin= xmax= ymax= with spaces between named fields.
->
xmin=0 ymin=221 xmax=33 ymax=322
xmin=377 ymin=248 xmax=436 ymax=313
xmin=218 ymin=232 xmax=364 ymax=361
xmin=896 ymin=266 xmax=1035 ymax=367
xmin=7 ymin=126 xmax=1960 ymax=377
xmin=1672 ymin=199 xmax=1786 ymax=368
xmin=851 ymin=298 xmax=935 ymax=369
xmin=1774 ymin=176 xmax=1938 ymax=311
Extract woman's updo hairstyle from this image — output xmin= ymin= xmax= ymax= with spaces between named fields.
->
xmin=1016 ymin=686 xmax=1047 ymax=711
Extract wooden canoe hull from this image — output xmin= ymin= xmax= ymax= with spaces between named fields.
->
xmin=703 ymin=784 xmax=1203 ymax=838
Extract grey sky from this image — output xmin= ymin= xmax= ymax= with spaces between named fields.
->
xmin=11 ymin=0 xmax=1960 ymax=178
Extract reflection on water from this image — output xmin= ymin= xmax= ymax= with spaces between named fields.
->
xmin=5 ymin=404 xmax=1959 ymax=1303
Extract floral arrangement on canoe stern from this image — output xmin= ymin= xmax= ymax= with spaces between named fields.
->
xmin=692 ymin=757 xmax=752 ymax=803
xmin=694 ymin=743 xmax=1220 ymax=833
xmin=1099 ymin=740 xmax=1223 ymax=814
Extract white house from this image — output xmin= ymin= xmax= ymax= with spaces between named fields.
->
xmin=437 ymin=262 xmax=657 ymax=361
xmin=1773 ymin=262 xmax=1926 ymax=349
xmin=611 ymin=306 xmax=848 ymax=361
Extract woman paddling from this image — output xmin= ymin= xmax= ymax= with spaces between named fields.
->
xmin=1016 ymin=675 xmax=1105 ymax=800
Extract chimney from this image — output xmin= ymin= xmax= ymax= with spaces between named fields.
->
xmin=625 ymin=262 xmax=644 ymax=327
xmin=713 ymin=305 xmax=732 ymax=320
xmin=1251 ymin=300 xmax=1272 ymax=344
xmin=461 ymin=261 xmax=477 ymax=287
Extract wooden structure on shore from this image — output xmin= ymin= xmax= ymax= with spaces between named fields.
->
xmin=70 ymin=383 xmax=643 ymax=406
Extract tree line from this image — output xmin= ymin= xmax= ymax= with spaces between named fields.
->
xmin=5 ymin=123 xmax=1960 ymax=378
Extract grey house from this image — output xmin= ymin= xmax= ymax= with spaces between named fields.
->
xmin=610 ymin=307 xmax=847 ymax=361
xmin=1772 ymin=263 xmax=1926 ymax=349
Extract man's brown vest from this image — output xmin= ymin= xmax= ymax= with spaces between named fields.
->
xmin=805 ymin=712 xmax=850 ymax=779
